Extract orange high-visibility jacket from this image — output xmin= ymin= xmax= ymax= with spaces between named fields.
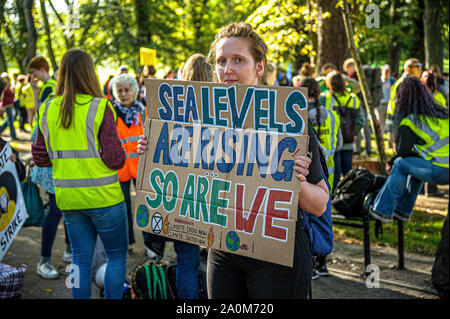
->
xmin=116 ymin=113 xmax=144 ymax=182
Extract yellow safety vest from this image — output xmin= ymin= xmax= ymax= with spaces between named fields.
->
xmin=309 ymin=106 xmax=341 ymax=192
xmin=400 ymin=114 xmax=449 ymax=168
xmin=387 ymin=73 xmax=408 ymax=116
xmin=324 ymin=91 xmax=360 ymax=111
xmin=38 ymin=94 xmax=124 ymax=210
xmin=433 ymin=91 xmax=447 ymax=108
xmin=38 ymin=79 xmax=56 ymax=102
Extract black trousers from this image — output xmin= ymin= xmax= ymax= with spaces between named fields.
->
xmin=120 ymin=179 xmax=136 ymax=245
xmin=207 ymin=217 xmax=312 ymax=299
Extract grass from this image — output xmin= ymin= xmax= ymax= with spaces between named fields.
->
xmin=333 ymin=208 xmax=446 ymax=255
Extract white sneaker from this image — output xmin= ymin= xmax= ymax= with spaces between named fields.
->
xmin=63 ymin=251 xmax=72 ymax=263
xmin=36 ymin=262 xmax=59 ymax=279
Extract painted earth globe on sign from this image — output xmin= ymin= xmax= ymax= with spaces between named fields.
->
xmin=226 ymin=231 xmax=240 ymax=252
xmin=136 ymin=205 xmax=150 ymax=228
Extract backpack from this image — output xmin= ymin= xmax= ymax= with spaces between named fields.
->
xmin=332 ymin=94 xmax=359 ymax=143
xmin=331 ymin=168 xmax=376 ymax=218
xmin=131 ymin=261 xmax=175 ymax=299
xmin=301 ymin=129 xmax=334 ymax=257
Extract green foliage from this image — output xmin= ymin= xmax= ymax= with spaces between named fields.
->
xmin=247 ymin=0 xmax=316 ymax=65
xmin=1 ymin=0 xmax=449 ymax=74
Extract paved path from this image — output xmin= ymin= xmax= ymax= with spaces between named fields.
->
xmin=2 ymin=223 xmax=440 ymax=299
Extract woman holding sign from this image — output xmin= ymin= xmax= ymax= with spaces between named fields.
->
xmin=32 ymin=49 xmax=128 ymax=299
xmin=138 ymin=22 xmax=329 ymax=299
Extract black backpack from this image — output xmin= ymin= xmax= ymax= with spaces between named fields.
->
xmin=332 ymin=94 xmax=360 ymax=143
xmin=331 ymin=168 xmax=376 ymax=218
xmin=131 ymin=261 xmax=176 ymax=299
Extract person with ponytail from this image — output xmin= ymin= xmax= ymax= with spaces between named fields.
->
xmin=32 ymin=49 xmax=128 ymax=298
xmin=370 ymin=76 xmax=449 ymax=223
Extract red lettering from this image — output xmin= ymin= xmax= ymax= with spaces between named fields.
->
xmin=264 ymin=189 xmax=292 ymax=241
xmin=235 ymin=184 xmax=267 ymax=234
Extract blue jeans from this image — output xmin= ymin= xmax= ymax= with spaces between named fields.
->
xmin=373 ymin=157 xmax=449 ymax=218
xmin=174 ymin=241 xmax=200 ymax=299
xmin=41 ymin=193 xmax=70 ymax=258
xmin=333 ymin=149 xmax=354 ymax=192
xmin=63 ymin=202 xmax=128 ymax=299
xmin=0 ymin=106 xmax=16 ymax=139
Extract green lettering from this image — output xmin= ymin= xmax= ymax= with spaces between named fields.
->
xmin=196 ymin=176 xmax=209 ymax=222
xmin=180 ymin=174 xmax=195 ymax=218
xmin=146 ymin=169 xmax=164 ymax=209
xmin=163 ymin=171 xmax=178 ymax=212
xmin=209 ymin=179 xmax=230 ymax=227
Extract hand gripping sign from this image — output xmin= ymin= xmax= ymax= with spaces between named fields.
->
xmin=135 ymin=79 xmax=309 ymax=267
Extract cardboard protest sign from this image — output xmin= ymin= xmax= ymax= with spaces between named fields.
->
xmin=135 ymin=79 xmax=309 ymax=267
xmin=0 ymin=143 xmax=28 ymax=262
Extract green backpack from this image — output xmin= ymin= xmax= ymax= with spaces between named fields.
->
xmin=131 ymin=261 xmax=175 ymax=299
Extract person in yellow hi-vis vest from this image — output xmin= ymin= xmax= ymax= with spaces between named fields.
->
xmin=421 ymin=70 xmax=448 ymax=108
xmin=321 ymin=71 xmax=361 ymax=191
xmin=31 ymin=49 xmax=128 ymax=299
xmin=370 ymin=77 xmax=449 ymax=223
xmin=302 ymin=77 xmax=342 ymax=279
xmin=385 ymin=58 xmax=423 ymax=146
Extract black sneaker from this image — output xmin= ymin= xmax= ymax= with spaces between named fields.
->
xmin=312 ymin=268 xmax=319 ymax=280
xmin=369 ymin=207 xmax=393 ymax=223
xmin=394 ymin=211 xmax=411 ymax=222
xmin=317 ymin=263 xmax=330 ymax=277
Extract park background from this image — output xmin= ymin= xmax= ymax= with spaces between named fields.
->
xmin=1 ymin=0 xmax=448 ymax=83
xmin=0 ymin=0 xmax=448 ymax=299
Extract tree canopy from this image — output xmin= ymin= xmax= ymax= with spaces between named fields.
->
xmin=1 ymin=0 xmax=448 ymax=75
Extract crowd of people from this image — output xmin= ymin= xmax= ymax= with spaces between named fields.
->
xmin=0 ymin=21 xmax=449 ymax=300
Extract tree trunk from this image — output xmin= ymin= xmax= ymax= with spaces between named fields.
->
xmin=316 ymin=0 xmax=350 ymax=73
xmin=387 ymin=0 xmax=401 ymax=76
xmin=23 ymin=0 xmax=37 ymax=71
xmin=423 ymin=0 xmax=442 ymax=69
xmin=341 ymin=0 xmax=386 ymax=174
xmin=0 ymin=40 xmax=8 ymax=73
xmin=134 ymin=0 xmax=152 ymax=67
xmin=40 ymin=0 xmax=57 ymax=70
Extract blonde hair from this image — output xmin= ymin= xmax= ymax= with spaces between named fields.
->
xmin=55 ymin=49 xmax=103 ymax=129
xmin=181 ymin=54 xmax=212 ymax=82
xmin=207 ymin=22 xmax=267 ymax=83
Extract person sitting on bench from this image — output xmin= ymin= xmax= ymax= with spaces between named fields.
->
xmin=370 ymin=77 xmax=449 ymax=223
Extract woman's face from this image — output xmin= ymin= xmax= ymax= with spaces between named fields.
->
xmin=215 ymin=37 xmax=264 ymax=85
xmin=116 ymin=84 xmax=135 ymax=107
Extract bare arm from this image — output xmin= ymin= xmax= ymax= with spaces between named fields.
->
xmin=294 ymin=156 xmax=329 ymax=216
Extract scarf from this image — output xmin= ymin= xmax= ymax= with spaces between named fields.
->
xmin=113 ymin=100 xmax=145 ymax=127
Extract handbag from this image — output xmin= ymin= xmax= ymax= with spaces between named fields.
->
xmin=20 ymin=165 xmax=45 ymax=227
